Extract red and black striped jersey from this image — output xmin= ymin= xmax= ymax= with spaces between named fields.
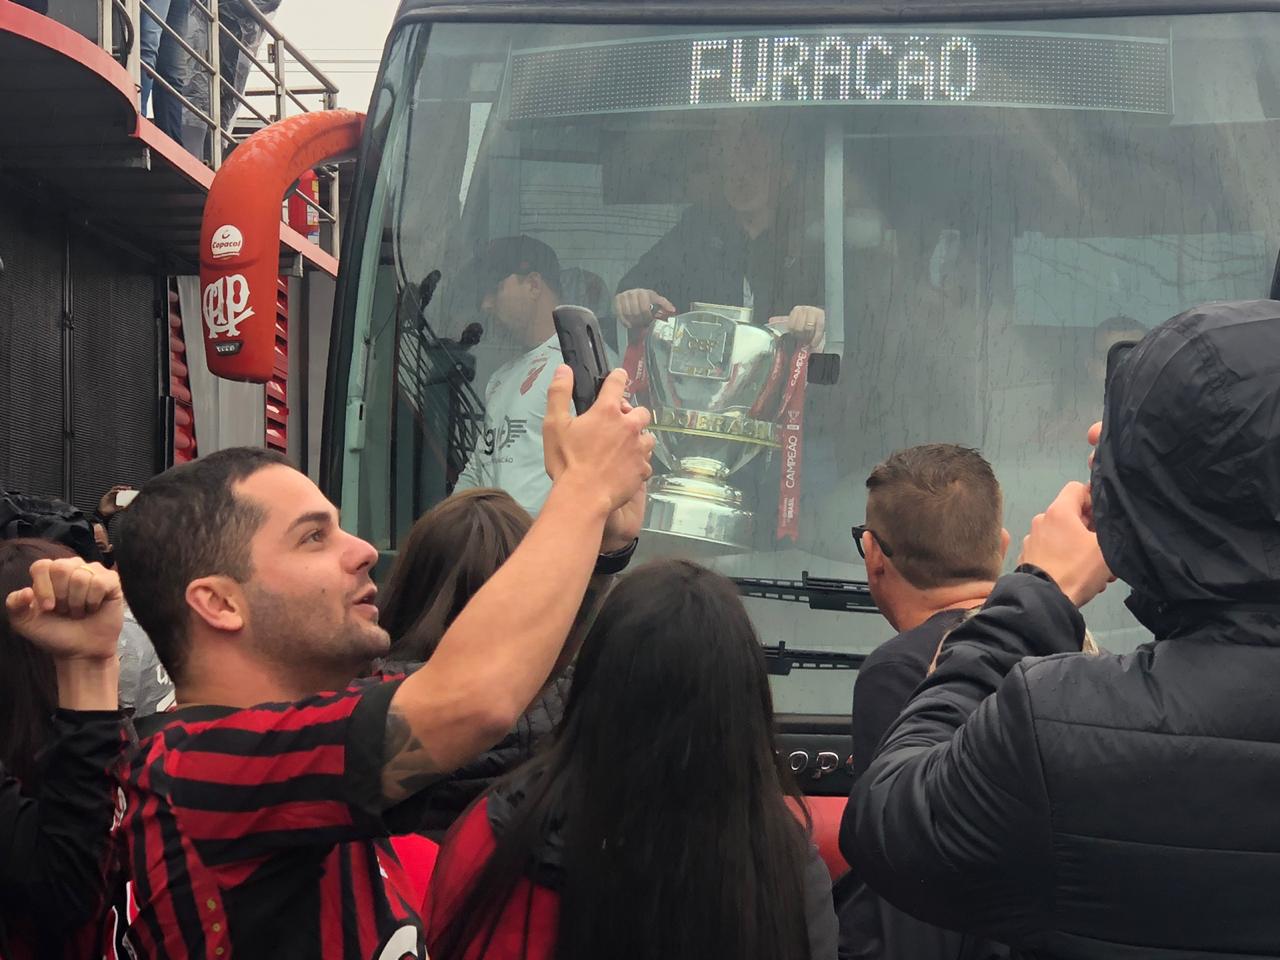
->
xmin=116 ymin=678 xmax=430 ymax=960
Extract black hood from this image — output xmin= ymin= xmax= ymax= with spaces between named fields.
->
xmin=1092 ymin=300 xmax=1280 ymax=622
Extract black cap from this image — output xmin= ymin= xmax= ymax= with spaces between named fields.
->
xmin=454 ymin=235 xmax=562 ymax=310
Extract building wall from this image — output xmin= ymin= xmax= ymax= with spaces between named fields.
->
xmin=0 ymin=182 xmax=161 ymax=515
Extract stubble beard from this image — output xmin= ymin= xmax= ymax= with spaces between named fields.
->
xmin=244 ymin=584 xmax=390 ymax=685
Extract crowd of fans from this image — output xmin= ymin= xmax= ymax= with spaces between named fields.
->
xmin=0 ymin=299 xmax=1278 ymax=959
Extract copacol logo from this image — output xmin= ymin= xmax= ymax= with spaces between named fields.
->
xmin=203 ymin=274 xmax=254 ymax=354
xmin=210 ymin=224 xmax=244 ymax=260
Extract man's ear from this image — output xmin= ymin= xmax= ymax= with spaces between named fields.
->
xmin=185 ymin=575 xmax=247 ymax=634
xmin=999 ymin=527 xmax=1012 ymax=561
xmin=863 ymin=532 xmax=888 ymax=578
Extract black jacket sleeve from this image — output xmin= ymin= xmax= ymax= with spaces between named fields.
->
xmin=0 ymin=709 xmax=125 ymax=929
xmin=850 ymin=658 xmax=926 ymax=783
xmin=841 ymin=568 xmax=1085 ymax=944
xmin=616 ymin=207 xmax=705 ymax=306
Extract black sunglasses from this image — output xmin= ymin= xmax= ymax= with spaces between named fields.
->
xmin=851 ymin=524 xmax=894 ymax=559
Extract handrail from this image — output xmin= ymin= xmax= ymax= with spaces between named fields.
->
xmin=231 ymin=0 xmax=339 ymax=100
xmin=81 ymin=0 xmax=347 ymax=255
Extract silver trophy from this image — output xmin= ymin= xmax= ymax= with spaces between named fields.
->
xmin=643 ymin=303 xmax=785 ymax=549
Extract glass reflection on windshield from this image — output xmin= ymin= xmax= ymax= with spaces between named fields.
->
xmin=339 ymin=14 xmax=1280 ymax=712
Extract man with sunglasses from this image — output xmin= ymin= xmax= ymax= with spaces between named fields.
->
xmin=839 ymin=443 xmax=1009 ymax=960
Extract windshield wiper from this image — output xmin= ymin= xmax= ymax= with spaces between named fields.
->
xmin=730 ymin=571 xmax=877 ymax=613
xmin=731 ymin=573 xmax=875 ymax=675
xmin=760 ymin=642 xmax=865 ymax=677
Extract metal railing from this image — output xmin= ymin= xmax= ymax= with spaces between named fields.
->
xmin=95 ymin=0 xmax=345 ymax=255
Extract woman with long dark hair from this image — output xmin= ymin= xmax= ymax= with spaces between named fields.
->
xmin=380 ymin=488 xmax=629 ymax=838
xmin=380 ymin=488 xmax=536 ymax=662
xmin=426 ymin=558 xmax=838 ymax=960
xmin=0 ymin=539 xmax=125 ymax=958
xmin=0 ymin=540 xmax=68 ymax=787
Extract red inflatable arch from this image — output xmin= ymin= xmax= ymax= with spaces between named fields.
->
xmin=199 ymin=110 xmax=365 ymax=382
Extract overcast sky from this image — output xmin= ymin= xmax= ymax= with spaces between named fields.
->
xmin=273 ymin=0 xmax=400 ymax=111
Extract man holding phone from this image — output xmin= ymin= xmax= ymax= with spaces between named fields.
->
xmin=454 ymin=237 xmax=615 ymax=515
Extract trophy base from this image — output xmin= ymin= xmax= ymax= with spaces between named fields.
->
xmin=643 ymin=473 xmax=755 ymax=551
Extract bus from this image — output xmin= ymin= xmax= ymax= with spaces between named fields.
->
xmin=208 ymin=0 xmax=1280 ymax=864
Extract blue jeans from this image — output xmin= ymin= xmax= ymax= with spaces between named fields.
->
xmin=148 ymin=0 xmax=192 ymax=141
xmin=139 ymin=0 xmax=171 ymax=114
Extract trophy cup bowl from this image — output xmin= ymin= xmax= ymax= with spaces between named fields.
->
xmin=642 ymin=304 xmax=784 ymax=550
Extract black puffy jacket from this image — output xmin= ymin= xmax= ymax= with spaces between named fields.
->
xmin=416 ymin=674 xmax=570 ymax=840
xmin=843 ymin=301 xmax=1280 ymax=959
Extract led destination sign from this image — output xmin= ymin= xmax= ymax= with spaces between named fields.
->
xmin=508 ymin=29 xmax=1172 ymax=119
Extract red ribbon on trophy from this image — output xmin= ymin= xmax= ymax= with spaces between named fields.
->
xmin=775 ymin=345 xmax=809 ymax=543
xmin=622 ymin=327 xmax=649 ymax=398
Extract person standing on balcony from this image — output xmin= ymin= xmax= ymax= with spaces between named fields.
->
xmin=142 ymin=0 xmax=192 ymax=142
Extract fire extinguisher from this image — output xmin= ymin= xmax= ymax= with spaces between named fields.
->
xmin=287 ymin=169 xmax=322 ymax=245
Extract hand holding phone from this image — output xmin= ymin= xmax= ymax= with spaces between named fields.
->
xmin=98 ymin=485 xmax=137 ymax=519
xmin=552 ymin=305 xmax=609 ymax=415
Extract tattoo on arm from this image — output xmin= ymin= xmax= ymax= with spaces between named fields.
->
xmin=381 ymin=703 xmax=444 ymax=807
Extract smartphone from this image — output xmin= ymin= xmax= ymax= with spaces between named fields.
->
xmin=115 ymin=489 xmax=139 ymax=508
xmin=1105 ymin=340 xmax=1138 ymax=392
xmin=552 ymin=305 xmax=609 ymax=415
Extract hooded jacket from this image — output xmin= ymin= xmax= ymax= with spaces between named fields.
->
xmin=415 ymin=675 xmax=570 ymax=840
xmin=842 ymin=301 xmax=1280 ymax=959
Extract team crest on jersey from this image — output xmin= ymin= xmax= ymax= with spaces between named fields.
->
xmin=374 ymin=924 xmax=423 ymax=959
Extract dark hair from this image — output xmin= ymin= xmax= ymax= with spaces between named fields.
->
xmin=429 ymin=559 xmax=813 ymax=960
xmin=0 ymin=491 xmax=102 ymax=564
xmin=866 ymin=444 xmax=1004 ymax=589
xmin=462 ymin=235 xmax=563 ymax=309
xmin=381 ymin=489 xmax=533 ymax=661
xmin=0 ymin=539 xmax=76 ymax=788
xmin=115 ymin=447 xmax=291 ymax=685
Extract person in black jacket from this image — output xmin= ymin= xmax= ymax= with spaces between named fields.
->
xmin=841 ymin=445 xmax=1009 ymax=960
xmin=0 ymin=540 xmax=126 ymax=959
xmin=843 ymin=300 xmax=1280 ymax=959
xmin=613 ymin=113 xmax=826 ymax=347
xmin=378 ymin=487 xmax=628 ymax=839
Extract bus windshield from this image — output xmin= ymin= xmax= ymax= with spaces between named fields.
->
xmin=334 ymin=11 xmax=1280 ymax=713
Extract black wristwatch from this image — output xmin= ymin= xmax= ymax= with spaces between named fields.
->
xmin=594 ymin=538 xmax=638 ymax=576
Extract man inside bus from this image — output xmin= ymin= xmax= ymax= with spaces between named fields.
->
xmin=841 ymin=444 xmax=1010 ymax=960
xmin=613 ymin=111 xmax=826 ymax=348
xmin=453 ymin=236 xmax=611 ymax=515
xmin=845 ymin=301 xmax=1280 ymax=958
